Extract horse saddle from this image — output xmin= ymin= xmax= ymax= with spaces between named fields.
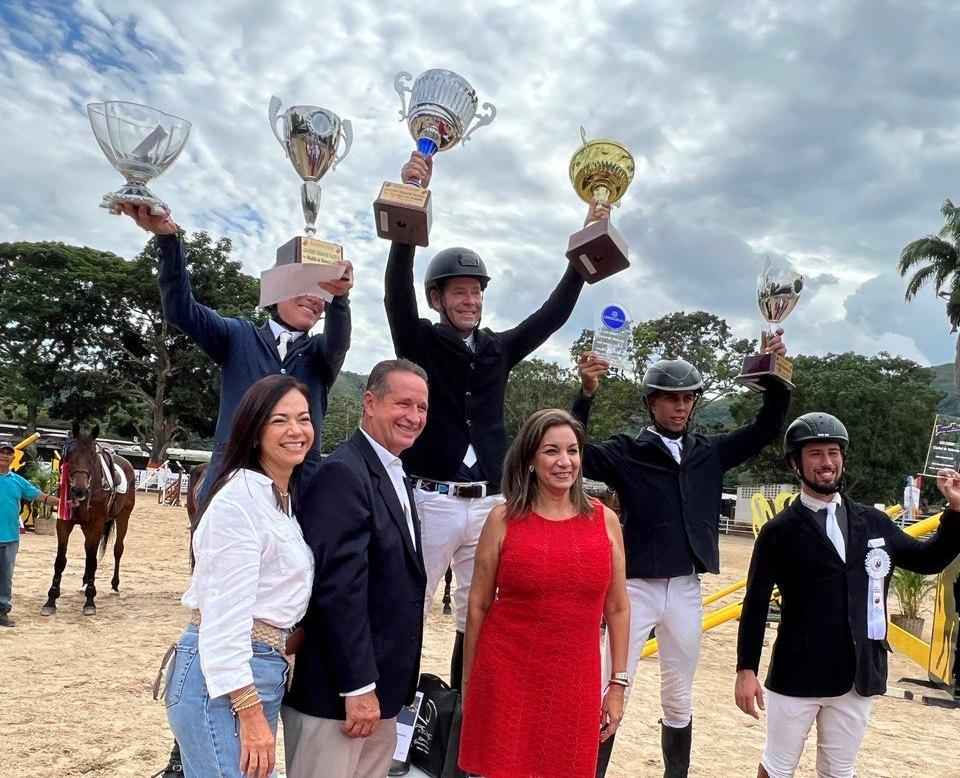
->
xmin=97 ymin=449 xmax=128 ymax=495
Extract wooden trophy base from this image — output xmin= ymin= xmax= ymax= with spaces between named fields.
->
xmin=565 ymin=219 xmax=630 ymax=283
xmin=374 ymin=182 xmax=432 ymax=247
xmin=736 ymin=353 xmax=795 ymax=392
xmin=276 ymin=235 xmax=343 ymax=266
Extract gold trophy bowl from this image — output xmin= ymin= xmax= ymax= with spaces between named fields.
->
xmin=566 ymin=130 xmax=636 ymax=283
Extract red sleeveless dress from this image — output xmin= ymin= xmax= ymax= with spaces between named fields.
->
xmin=459 ymin=501 xmax=612 ymax=778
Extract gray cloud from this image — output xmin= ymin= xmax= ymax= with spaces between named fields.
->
xmin=2 ymin=0 xmax=959 ymax=374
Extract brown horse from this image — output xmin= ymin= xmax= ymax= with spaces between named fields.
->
xmin=41 ymin=423 xmax=136 ymax=617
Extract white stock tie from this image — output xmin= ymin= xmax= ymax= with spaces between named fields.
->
xmin=277 ymin=331 xmax=292 ymax=360
xmin=825 ymin=502 xmax=846 ymax=562
xmin=664 ymin=438 xmax=682 ymax=464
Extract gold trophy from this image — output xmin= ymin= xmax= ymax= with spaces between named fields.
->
xmin=566 ymin=128 xmax=636 ymax=283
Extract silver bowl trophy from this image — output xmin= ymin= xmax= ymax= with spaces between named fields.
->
xmin=591 ymin=302 xmax=633 ymax=372
xmin=87 ymin=101 xmax=191 ymax=215
xmin=269 ymin=96 xmax=352 ymax=267
xmin=373 ymin=69 xmax=496 ymax=247
xmin=736 ymin=255 xmax=804 ymax=391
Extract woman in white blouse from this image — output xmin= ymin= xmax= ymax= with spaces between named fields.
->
xmin=162 ymin=375 xmax=315 ymax=778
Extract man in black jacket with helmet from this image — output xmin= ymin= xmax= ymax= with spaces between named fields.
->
xmin=735 ymin=413 xmax=960 ymax=778
xmin=576 ymin=341 xmax=789 ymax=778
xmin=384 ymin=151 xmax=604 ymax=690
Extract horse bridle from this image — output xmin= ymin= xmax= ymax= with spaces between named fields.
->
xmin=64 ymin=441 xmax=106 ymax=510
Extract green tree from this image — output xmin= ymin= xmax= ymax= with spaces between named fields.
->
xmin=321 ymin=394 xmax=363 ymax=453
xmin=898 ymin=199 xmax=960 ymax=392
xmin=503 ymin=358 xmax=580 ymax=439
xmin=729 ymin=352 xmax=943 ymax=505
xmin=571 ymin=310 xmax=755 ymax=439
xmin=0 ymin=242 xmax=133 ymax=432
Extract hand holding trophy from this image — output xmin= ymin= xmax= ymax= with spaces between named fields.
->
xmin=736 ymin=255 xmax=803 ymax=391
xmin=566 ymin=128 xmax=635 ymax=283
xmin=374 ymin=69 xmax=496 ymax=247
xmin=88 ymin=101 xmax=191 ymax=215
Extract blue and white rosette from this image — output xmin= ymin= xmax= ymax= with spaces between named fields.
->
xmin=864 ymin=548 xmax=892 ymax=639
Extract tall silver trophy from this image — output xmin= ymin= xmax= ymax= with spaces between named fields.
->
xmin=373 ymin=68 xmax=496 ymax=247
xmin=269 ymin=96 xmax=352 ymax=266
xmin=87 ymin=101 xmax=191 ymax=214
xmin=736 ymin=255 xmax=804 ymax=391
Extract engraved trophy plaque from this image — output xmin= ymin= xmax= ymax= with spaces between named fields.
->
xmin=592 ymin=303 xmax=633 ymax=371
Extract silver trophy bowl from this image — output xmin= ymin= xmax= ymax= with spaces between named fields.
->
xmin=88 ymin=101 xmax=191 ymax=215
xmin=757 ymin=255 xmax=804 ymax=330
xmin=394 ymin=69 xmax=496 ymax=152
xmin=269 ymin=96 xmax=352 ymax=235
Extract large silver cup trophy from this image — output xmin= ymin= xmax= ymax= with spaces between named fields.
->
xmin=736 ymin=255 xmax=804 ymax=391
xmin=87 ymin=101 xmax=191 ymax=215
xmin=373 ymin=68 xmax=496 ymax=247
xmin=269 ymin=96 xmax=352 ymax=266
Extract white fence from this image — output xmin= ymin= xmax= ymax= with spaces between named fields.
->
xmin=134 ymin=468 xmax=189 ymax=494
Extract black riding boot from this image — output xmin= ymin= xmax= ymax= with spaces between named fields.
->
xmin=150 ymin=740 xmax=183 ymax=777
xmin=660 ymin=719 xmax=692 ymax=778
xmin=450 ymin=629 xmax=465 ymax=690
xmin=595 ymin=731 xmax=616 ymax=777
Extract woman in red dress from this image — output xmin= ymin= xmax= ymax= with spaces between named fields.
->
xmin=459 ymin=409 xmax=630 ymax=778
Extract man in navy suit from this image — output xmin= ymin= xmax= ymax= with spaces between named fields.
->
xmin=283 ymin=359 xmax=429 ymax=778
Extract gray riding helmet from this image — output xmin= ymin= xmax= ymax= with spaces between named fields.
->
xmin=424 ymin=247 xmax=490 ymax=304
xmin=641 ymin=358 xmax=704 ymax=398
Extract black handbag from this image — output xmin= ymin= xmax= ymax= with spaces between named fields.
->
xmin=408 ymin=674 xmax=468 ymax=778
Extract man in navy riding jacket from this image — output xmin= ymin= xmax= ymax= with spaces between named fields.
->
xmin=120 ymin=203 xmax=352 ymax=497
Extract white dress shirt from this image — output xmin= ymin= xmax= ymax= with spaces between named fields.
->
xmin=799 ymin=490 xmax=845 ymax=560
xmin=182 ymin=469 xmax=314 ymax=698
xmin=359 ymin=428 xmax=416 ymax=547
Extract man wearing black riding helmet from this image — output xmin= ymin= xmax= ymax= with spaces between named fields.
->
xmin=384 ymin=151 xmax=604 ymax=699
xmin=735 ymin=413 xmax=960 ymax=778
xmin=575 ymin=334 xmax=789 ymax=778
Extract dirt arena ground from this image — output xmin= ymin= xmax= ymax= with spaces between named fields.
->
xmin=2 ymin=499 xmax=957 ymax=777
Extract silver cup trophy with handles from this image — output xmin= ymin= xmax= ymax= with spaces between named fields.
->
xmin=88 ymin=101 xmax=191 ymax=215
xmin=373 ymin=68 xmax=496 ymax=247
xmin=268 ymin=96 xmax=352 ymax=266
xmin=736 ymin=255 xmax=804 ymax=391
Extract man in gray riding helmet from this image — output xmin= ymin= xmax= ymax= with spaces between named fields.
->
xmin=575 ymin=333 xmax=789 ymax=778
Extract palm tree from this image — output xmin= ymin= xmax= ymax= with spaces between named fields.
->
xmin=898 ymin=199 xmax=960 ymax=392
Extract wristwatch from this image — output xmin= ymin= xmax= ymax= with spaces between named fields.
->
xmin=609 ymin=672 xmax=631 ymax=687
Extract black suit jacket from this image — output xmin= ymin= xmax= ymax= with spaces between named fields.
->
xmin=285 ymin=430 xmax=427 ymax=720
xmin=737 ymin=499 xmax=960 ymax=697
xmin=385 ymin=241 xmax=584 ymax=486
xmin=572 ymin=384 xmax=790 ymax=578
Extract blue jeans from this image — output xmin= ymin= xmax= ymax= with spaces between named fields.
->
xmin=0 ymin=540 xmax=18 ymax=614
xmin=164 ymin=625 xmax=289 ymax=777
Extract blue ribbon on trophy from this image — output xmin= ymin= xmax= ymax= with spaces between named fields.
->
xmin=592 ymin=303 xmax=633 ymax=372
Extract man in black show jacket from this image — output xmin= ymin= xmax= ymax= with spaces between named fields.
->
xmin=575 ymin=342 xmax=789 ymax=778
xmin=735 ymin=412 xmax=960 ymax=778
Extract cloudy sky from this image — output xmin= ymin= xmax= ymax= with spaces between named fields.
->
xmin=2 ymin=0 xmax=960 ymax=373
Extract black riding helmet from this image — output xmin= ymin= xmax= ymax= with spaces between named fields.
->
xmin=424 ymin=247 xmax=490 ymax=305
xmin=784 ymin=413 xmax=849 ymax=459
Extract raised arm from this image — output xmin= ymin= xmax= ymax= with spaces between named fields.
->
xmin=120 ymin=204 xmax=233 ymax=364
xmin=384 ymin=240 xmax=426 ymax=359
xmin=715 ymin=380 xmax=790 ymax=471
xmin=889 ymin=469 xmax=960 ymax=573
xmin=316 ymin=294 xmax=352 ymax=387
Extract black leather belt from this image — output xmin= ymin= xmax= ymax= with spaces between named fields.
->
xmin=412 ymin=478 xmax=500 ymax=499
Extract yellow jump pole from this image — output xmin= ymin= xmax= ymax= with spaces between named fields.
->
xmin=702 ymin=578 xmax=747 ymax=607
